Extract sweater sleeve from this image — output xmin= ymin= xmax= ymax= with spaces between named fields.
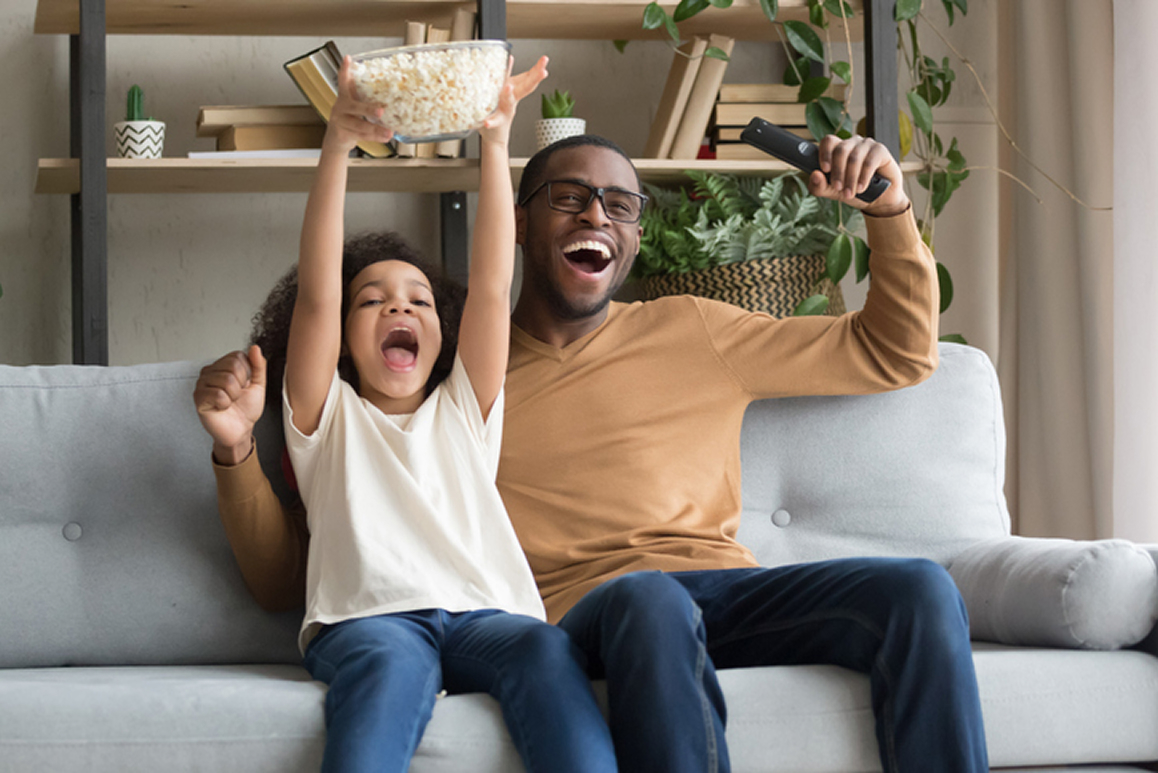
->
xmin=213 ymin=443 xmax=309 ymax=612
xmin=700 ymin=206 xmax=940 ymax=400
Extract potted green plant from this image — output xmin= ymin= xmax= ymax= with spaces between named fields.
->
xmin=114 ymin=84 xmax=165 ymax=159
xmin=629 ymin=170 xmax=867 ymax=317
xmin=535 ymin=90 xmax=586 ymax=151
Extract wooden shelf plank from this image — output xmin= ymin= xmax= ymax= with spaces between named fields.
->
xmin=34 ymin=0 xmax=862 ymax=41
xmin=36 ymin=155 xmax=917 ymax=195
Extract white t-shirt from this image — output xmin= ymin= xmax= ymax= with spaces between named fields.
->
xmin=284 ymin=355 xmax=546 ymax=653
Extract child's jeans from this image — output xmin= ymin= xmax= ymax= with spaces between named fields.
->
xmin=303 ymin=608 xmax=617 ymax=773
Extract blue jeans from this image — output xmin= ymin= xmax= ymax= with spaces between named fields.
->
xmin=558 ymin=559 xmax=989 ymax=773
xmin=303 ymin=608 xmax=617 ymax=773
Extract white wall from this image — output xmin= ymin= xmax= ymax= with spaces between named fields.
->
xmin=0 ymin=5 xmax=995 ymax=366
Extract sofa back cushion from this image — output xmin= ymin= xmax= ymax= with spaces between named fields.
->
xmin=736 ymin=343 xmax=1011 ymax=567
xmin=0 ymin=361 xmax=301 ymax=669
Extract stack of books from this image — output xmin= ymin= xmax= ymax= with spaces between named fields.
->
xmin=642 ymin=34 xmax=736 ymax=160
xmin=193 ymin=105 xmax=326 ymax=158
xmin=710 ymin=82 xmax=845 ymax=160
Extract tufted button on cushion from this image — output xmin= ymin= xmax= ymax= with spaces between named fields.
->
xmin=62 ymin=523 xmax=83 ymax=542
xmin=771 ymin=509 xmax=792 ymax=528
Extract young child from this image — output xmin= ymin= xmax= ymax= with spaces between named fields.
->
xmin=280 ymin=55 xmax=617 ymax=772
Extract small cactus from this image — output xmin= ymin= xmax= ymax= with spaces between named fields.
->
xmin=541 ymin=90 xmax=575 ymax=119
xmin=126 ymin=84 xmax=145 ymax=122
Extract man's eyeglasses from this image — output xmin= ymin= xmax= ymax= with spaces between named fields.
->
xmin=518 ymin=180 xmax=648 ymax=224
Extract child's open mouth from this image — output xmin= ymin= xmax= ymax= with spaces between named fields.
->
xmin=563 ymin=240 xmax=612 ymax=275
xmin=381 ymin=327 xmax=419 ymax=371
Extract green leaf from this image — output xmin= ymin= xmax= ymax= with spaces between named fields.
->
xmin=830 ymin=61 xmax=852 ymax=83
xmin=805 ymin=101 xmax=837 ymax=140
xmin=823 ymin=0 xmax=855 ymax=18
xmin=895 ymin=0 xmax=922 ymax=22
xmin=937 ymin=261 xmax=954 ymax=313
xmin=0 ymin=282 xmax=4 ymax=300
xmin=853 ymin=235 xmax=871 ymax=282
xmin=906 ymin=91 xmax=933 ymax=134
xmin=945 ymin=137 xmax=967 ymax=171
xmin=758 ymin=0 xmax=779 ymax=22
xmin=704 ymin=46 xmax=731 ymax=61
xmin=826 ymin=232 xmax=853 ymax=284
xmin=940 ymin=333 xmax=968 ymax=344
xmin=707 ymin=0 xmax=733 ymax=7
xmin=784 ymin=20 xmax=825 ymax=62
xmin=782 ymin=55 xmax=806 ymax=86
xmin=817 ymin=96 xmax=846 ymax=130
xmin=642 ymin=2 xmax=667 ymax=29
xmin=612 ymin=39 xmax=629 ymax=53
xmin=674 ymin=0 xmax=710 ymax=22
xmin=794 ymin=294 xmax=830 ymax=316
xmin=941 ymin=0 xmax=955 ymax=24
xmin=809 ymin=0 xmax=826 ymax=28
xmin=798 ymin=76 xmax=832 ymax=103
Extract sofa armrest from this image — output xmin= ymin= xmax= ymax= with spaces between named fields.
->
xmin=947 ymin=536 xmax=1158 ymax=650
xmin=1135 ymin=544 xmax=1158 ymax=657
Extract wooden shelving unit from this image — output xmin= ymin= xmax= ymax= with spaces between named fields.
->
xmin=36 ymin=155 xmax=921 ymax=196
xmin=36 ymin=0 xmax=894 ymax=365
xmin=34 ymin=0 xmax=862 ymax=41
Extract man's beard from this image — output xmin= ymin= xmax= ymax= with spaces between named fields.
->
xmin=532 ymin=264 xmax=625 ymax=322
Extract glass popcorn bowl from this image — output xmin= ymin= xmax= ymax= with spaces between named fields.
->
xmin=349 ymin=40 xmax=512 ymax=143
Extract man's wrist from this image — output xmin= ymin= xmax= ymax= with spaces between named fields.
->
xmin=212 ymin=437 xmax=255 ymax=467
xmin=863 ymin=199 xmax=912 ymax=219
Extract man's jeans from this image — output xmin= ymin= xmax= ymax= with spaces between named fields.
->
xmin=558 ymin=558 xmax=989 ymax=773
xmin=303 ymin=608 xmax=617 ymax=773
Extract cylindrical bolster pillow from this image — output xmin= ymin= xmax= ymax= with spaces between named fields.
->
xmin=948 ymin=537 xmax=1158 ymax=650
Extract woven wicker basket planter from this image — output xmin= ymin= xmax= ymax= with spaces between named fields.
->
xmin=634 ymin=254 xmax=846 ymax=318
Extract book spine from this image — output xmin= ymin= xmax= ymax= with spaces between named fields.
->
xmin=642 ymin=37 xmax=708 ymax=160
xmin=668 ymin=34 xmax=735 ymax=160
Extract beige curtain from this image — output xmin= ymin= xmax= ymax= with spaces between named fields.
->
xmin=996 ymin=0 xmax=1115 ymax=539
xmin=1112 ymin=0 xmax=1158 ymax=543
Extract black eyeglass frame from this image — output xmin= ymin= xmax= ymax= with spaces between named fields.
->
xmin=517 ymin=180 xmax=649 ymax=224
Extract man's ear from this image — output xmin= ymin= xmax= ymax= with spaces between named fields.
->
xmin=515 ymin=204 xmax=528 ymax=246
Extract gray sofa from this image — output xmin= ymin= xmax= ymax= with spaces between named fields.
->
xmin=2 ymin=342 xmax=1156 ymax=773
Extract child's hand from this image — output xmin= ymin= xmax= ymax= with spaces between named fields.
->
xmin=479 ymin=55 xmax=550 ymax=146
xmin=324 ymin=56 xmax=396 ymax=153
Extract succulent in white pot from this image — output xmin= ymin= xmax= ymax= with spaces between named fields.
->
xmin=114 ymin=84 xmax=165 ymax=159
xmin=535 ymin=90 xmax=585 ymax=151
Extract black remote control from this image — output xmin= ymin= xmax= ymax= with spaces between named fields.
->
xmin=739 ymin=117 xmax=891 ymax=204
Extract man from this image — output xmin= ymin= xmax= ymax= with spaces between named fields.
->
xmin=196 ymin=134 xmax=988 ymax=772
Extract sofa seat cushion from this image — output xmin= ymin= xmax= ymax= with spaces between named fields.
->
xmin=0 ymin=665 xmax=524 ymax=773
xmin=4 ymin=645 xmax=1156 ymax=773
xmin=721 ymin=644 xmax=1158 ymax=772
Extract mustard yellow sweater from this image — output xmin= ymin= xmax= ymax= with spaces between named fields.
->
xmin=216 ymin=208 xmax=938 ymax=623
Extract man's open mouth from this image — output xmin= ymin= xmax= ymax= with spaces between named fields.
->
xmin=563 ymin=240 xmax=613 ymax=275
xmin=381 ymin=327 xmax=419 ymax=370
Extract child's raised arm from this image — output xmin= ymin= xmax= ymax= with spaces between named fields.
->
xmin=284 ymin=57 xmax=395 ymax=435
xmin=457 ymin=56 xmax=549 ymax=420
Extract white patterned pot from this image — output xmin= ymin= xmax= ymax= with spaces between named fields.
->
xmin=114 ymin=120 xmax=165 ymax=159
xmin=535 ymin=117 xmax=586 ymax=151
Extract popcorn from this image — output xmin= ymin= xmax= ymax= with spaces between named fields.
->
xmin=350 ymin=42 xmax=510 ymax=142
